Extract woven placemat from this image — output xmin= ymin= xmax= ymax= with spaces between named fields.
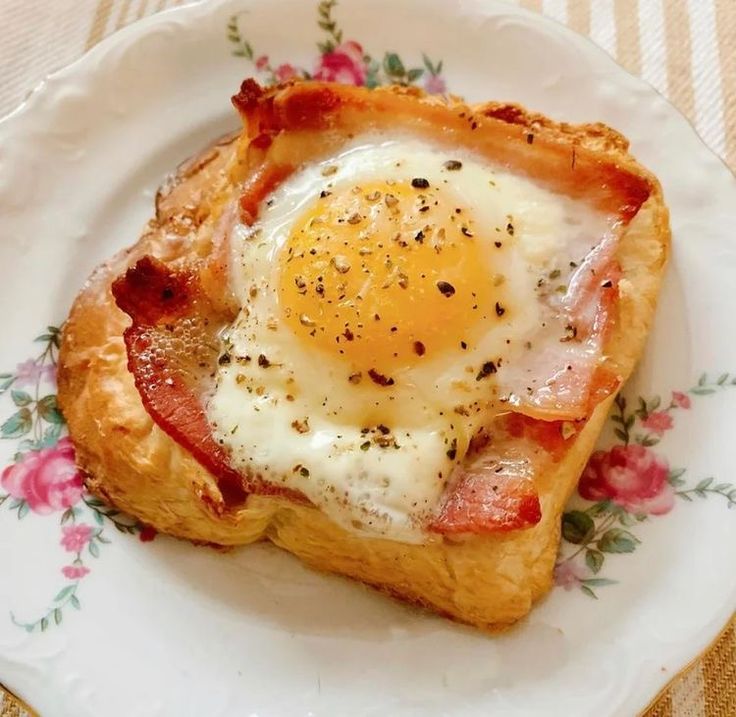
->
xmin=1 ymin=1 xmax=734 ymax=715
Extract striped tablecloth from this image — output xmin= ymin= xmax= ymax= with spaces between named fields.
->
xmin=0 ymin=1 xmax=734 ymax=716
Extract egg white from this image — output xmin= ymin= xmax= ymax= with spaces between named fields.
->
xmin=206 ymin=135 xmax=612 ymax=543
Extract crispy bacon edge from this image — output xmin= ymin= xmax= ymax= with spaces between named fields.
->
xmin=112 ymin=255 xmax=305 ymax=511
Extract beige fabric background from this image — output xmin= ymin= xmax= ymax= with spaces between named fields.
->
xmin=0 ymin=1 xmax=734 ymax=716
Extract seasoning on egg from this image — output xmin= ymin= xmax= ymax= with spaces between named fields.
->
xmin=446 ymin=438 xmax=458 ymax=460
xmin=443 ymin=160 xmax=463 ymax=171
xmin=411 ymin=177 xmax=430 ymax=189
xmin=413 ymin=340 xmax=426 ymax=356
xmin=291 ymin=418 xmax=310 ymax=434
xmin=436 ymin=280 xmax=456 ymax=297
xmin=560 ymin=324 xmax=578 ymax=342
xmin=331 ymin=255 xmax=351 ymax=273
xmin=475 ymin=361 xmax=497 ymax=381
xmin=368 ymin=368 xmax=395 ymax=387
xmin=495 ymin=301 xmax=506 ymax=317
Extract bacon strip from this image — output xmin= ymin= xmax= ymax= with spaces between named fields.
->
xmin=429 ymin=455 xmax=541 ymax=535
xmin=232 ymin=80 xmax=651 ymax=219
xmin=112 ymin=256 xmax=305 ymax=509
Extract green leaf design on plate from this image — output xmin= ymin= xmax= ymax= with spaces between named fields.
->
xmin=597 ymin=528 xmax=639 ymax=554
xmin=1 ymin=407 xmax=32 ymax=439
xmin=581 ymin=578 xmax=617 ymax=587
xmin=585 ymin=549 xmax=604 ymax=574
xmin=690 ymin=387 xmax=716 ymax=395
xmin=54 ymin=585 xmax=74 ymax=602
xmin=37 ymin=394 xmax=64 ymax=424
xmin=580 ymin=584 xmax=598 ymax=599
xmin=10 ymin=389 xmax=32 ymax=407
xmin=383 ymin=52 xmax=405 ymax=77
xmin=561 ymin=510 xmax=594 ymax=544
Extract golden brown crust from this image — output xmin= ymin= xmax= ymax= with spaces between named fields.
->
xmin=57 ymin=87 xmax=669 ymax=630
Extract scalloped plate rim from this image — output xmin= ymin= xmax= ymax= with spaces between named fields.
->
xmin=0 ymin=1 xmax=734 ymax=715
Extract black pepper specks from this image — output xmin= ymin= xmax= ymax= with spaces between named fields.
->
xmin=495 ymin=302 xmax=506 ymax=317
xmin=437 ymin=281 xmax=456 ymax=297
xmin=413 ymin=340 xmax=426 ymax=356
xmin=446 ymin=438 xmax=458 ymax=460
xmin=443 ymin=160 xmax=463 ymax=171
xmin=368 ymin=368 xmax=395 ymax=387
xmin=257 ymin=354 xmax=271 ymax=368
xmin=476 ymin=361 xmax=497 ymax=381
xmin=411 ymin=177 xmax=430 ymax=189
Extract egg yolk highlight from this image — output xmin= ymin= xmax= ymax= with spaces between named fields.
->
xmin=278 ymin=180 xmax=508 ymax=376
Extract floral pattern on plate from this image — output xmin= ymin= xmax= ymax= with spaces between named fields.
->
xmin=555 ymin=375 xmax=736 ymax=598
xmin=0 ymin=328 xmax=153 ymax=633
xmin=226 ymin=0 xmax=446 ymax=92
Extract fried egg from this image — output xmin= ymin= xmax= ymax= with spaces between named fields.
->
xmin=206 ymin=135 xmax=613 ymax=542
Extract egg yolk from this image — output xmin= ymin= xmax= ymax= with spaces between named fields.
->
xmin=278 ymin=179 xmax=509 ymax=376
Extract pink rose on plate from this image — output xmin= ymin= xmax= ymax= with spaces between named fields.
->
xmin=640 ymin=410 xmax=674 ymax=436
xmin=1 ymin=437 xmax=83 ymax=515
xmin=554 ymin=561 xmax=586 ymax=591
xmin=14 ymin=359 xmax=55 ymax=388
xmin=60 ymin=524 xmax=93 ymax=553
xmin=424 ymin=74 xmax=446 ymax=94
xmin=274 ymin=63 xmax=298 ymax=82
xmin=314 ymin=41 xmax=367 ymax=85
xmin=672 ymin=391 xmax=691 ymax=409
xmin=579 ymin=444 xmax=675 ymax=515
xmin=61 ymin=565 xmax=89 ymax=580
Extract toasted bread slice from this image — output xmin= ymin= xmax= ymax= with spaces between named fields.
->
xmin=57 ymin=85 xmax=669 ymax=630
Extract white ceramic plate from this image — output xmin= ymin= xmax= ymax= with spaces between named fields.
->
xmin=1 ymin=1 xmax=735 ymax=715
